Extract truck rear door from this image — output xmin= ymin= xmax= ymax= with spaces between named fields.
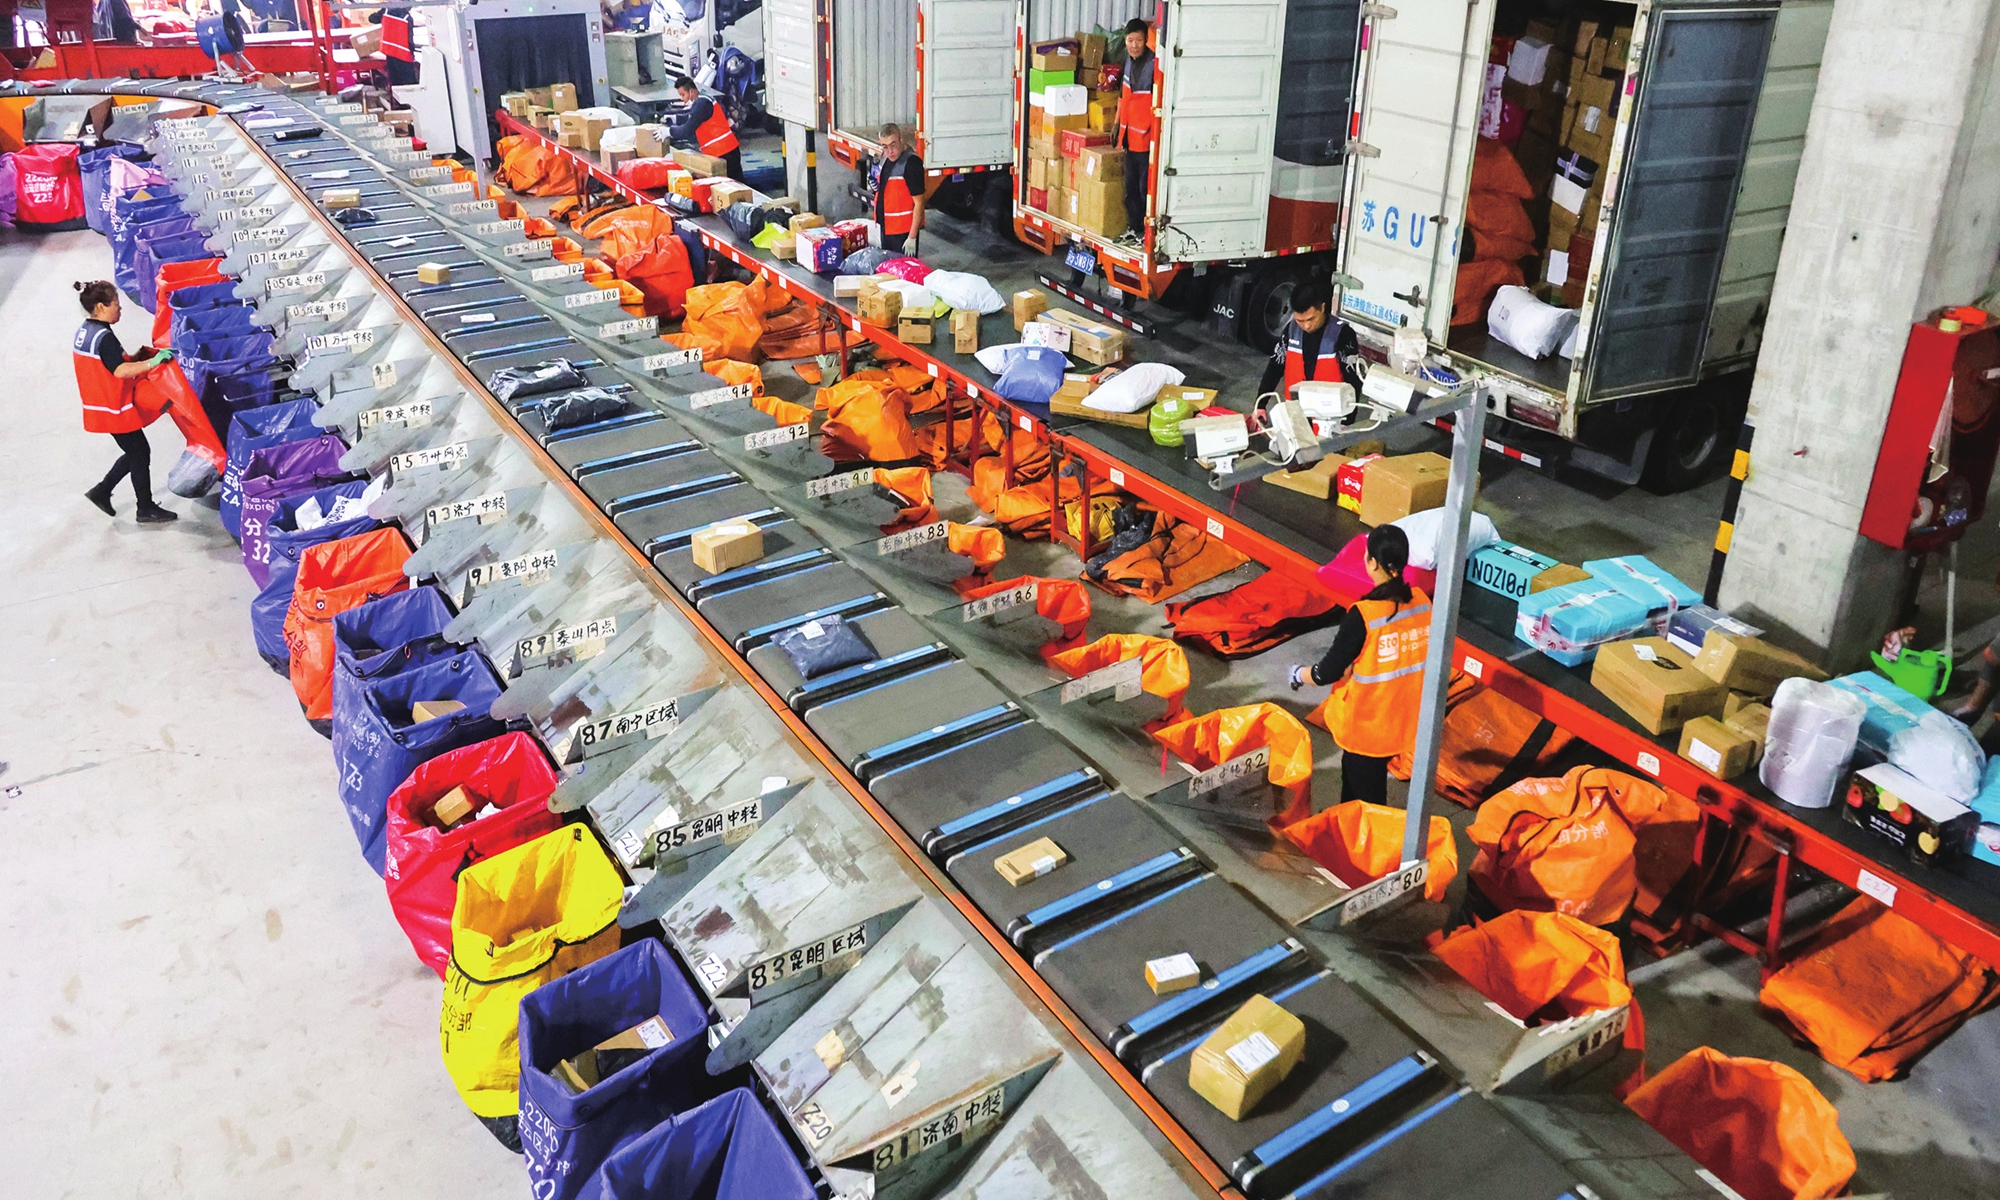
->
xmin=1336 ymin=0 xmax=1496 ymax=342
xmin=920 ymin=0 xmax=1016 ymax=169
xmin=1153 ymin=0 xmax=1288 ymax=260
xmin=764 ymin=0 xmax=821 ymax=128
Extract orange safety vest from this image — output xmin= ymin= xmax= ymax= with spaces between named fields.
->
xmin=380 ymin=12 xmax=414 ymax=61
xmin=73 ymin=321 xmax=147 ymax=434
xmin=1117 ymin=52 xmax=1157 ymax=154
xmin=1323 ymin=587 xmax=1432 ymax=759
xmin=1282 ymin=319 xmax=1345 ymax=396
xmin=873 ymin=150 xmax=917 ymax=236
xmin=694 ymin=100 xmax=739 ymax=157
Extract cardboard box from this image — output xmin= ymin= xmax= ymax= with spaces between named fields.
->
xmin=1679 ymin=716 xmax=1757 ymax=780
xmin=550 ymin=82 xmax=579 ymax=113
xmin=1079 ymin=32 xmax=1106 ymax=70
xmin=1060 ymin=128 xmax=1111 ymax=159
xmin=952 ymin=308 xmax=979 ymax=354
xmin=525 ymin=86 xmax=554 ymax=109
xmin=1359 ymin=452 xmax=1452 ymax=527
xmin=501 ymin=92 xmax=532 ymax=117
xmin=1073 ymin=179 xmax=1127 ymax=238
xmin=1088 ymin=97 xmax=1119 ymax=133
xmin=416 ymin=262 xmax=451 ymax=285
xmin=691 ymin=521 xmax=765 ymax=574
xmin=634 ymin=126 xmax=666 ymax=158
xmin=1077 ymin=145 xmax=1124 ymax=182
xmin=557 ymin=131 xmax=587 ymax=151
xmin=1592 ymin=638 xmax=1727 ymax=734
xmin=672 ymin=148 xmax=729 ymax=178
xmin=1335 ymin=453 xmax=1383 ymax=513
xmin=1607 ymin=26 xmax=1633 ymax=69
xmin=1189 ymin=995 xmax=1306 ymax=1121
xmin=833 ymin=273 xmax=886 ymax=298
xmin=787 ymin=212 xmax=825 ymax=235
xmin=595 ymin=1015 xmax=674 ymax=1052
xmin=858 ymin=288 xmax=904 ymax=329
xmin=1012 ymin=289 xmax=1050 ymax=331
xmin=1050 ymin=391 xmax=1151 ymax=430
xmin=350 ymin=25 xmax=383 ymax=57
xmin=1031 ymin=42 xmax=1078 ymax=72
xmin=1726 ymin=702 xmax=1771 ymax=760
xmin=1532 ymin=563 xmax=1592 ymax=593
xmin=706 ymin=180 xmax=752 ymax=212
xmin=601 ymin=146 xmax=635 ymax=172
xmin=898 ymin=316 xmax=934 ymax=345
xmin=1692 ymin=632 xmax=1828 ymax=698
xmin=1042 ymin=308 xmax=1128 ymax=365
xmin=1573 ymin=20 xmax=1601 ymax=56
xmin=1145 ymin=953 xmax=1200 ymax=996
xmin=321 ymin=187 xmax=362 ymax=209
xmin=433 ymin=785 xmax=474 ymax=828
xmin=1265 ymin=454 xmax=1349 ymax=500
xmin=412 ymin=699 xmax=466 ymax=723
xmin=1027 ymin=157 xmax=1051 ymax=190
xmin=797 ymin=226 xmax=845 ymax=273
xmin=553 ymin=1055 xmax=596 ymax=1095
xmin=995 ymin=836 xmax=1070 ymax=886
xmin=1027 ymin=67 xmax=1076 ymax=94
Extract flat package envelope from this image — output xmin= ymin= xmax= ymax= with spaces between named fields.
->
xmin=804 ymin=660 xmax=1013 ymax=764
xmin=691 ymin=558 xmax=882 ymax=644
xmin=545 ymin=414 xmax=690 ymax=472
xmin=868 ymin=721 xmax=1097 ymax=847
xmin=746 ymin=607 xmax=938 ymax=699
xmin=945 ymin=792 xmax=1185 ymax=939
xmin=654 ymin=518 xmax=825 ymax=593
xmin=1035 ymin=873 xmax=1293 ymax=1043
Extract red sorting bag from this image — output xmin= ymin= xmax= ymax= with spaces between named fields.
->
xmin=13 ymin=143 xmax=86 ymax=228
xmin=383 ymin=732 xmax=565 ymax=978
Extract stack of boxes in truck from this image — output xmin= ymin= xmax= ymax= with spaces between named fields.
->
xmin=1024 ymin=33 xmax=1122 ymax=235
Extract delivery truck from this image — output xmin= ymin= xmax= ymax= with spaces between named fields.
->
xmin=763 ymin=0 xmax=1019 ymax=194
xmin=1007 ymin=0 xmax=1832 ymax=492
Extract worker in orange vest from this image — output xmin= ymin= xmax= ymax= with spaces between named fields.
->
xmin=870 ymin=122 xmax=926 ymax=255
xmin=1115 ymin=18 xmax=1157 ymax=245
xmin=1256 ymin=278 xmax=1363 ymax=397
xmin=1289 ymin=525 xmax=1431 ymax=804
xmin=669 ymin=75 xmax=743 ymax=181
xmin=72 ymin=280 xmax=178 ymax=524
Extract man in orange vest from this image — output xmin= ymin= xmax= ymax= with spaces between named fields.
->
xmin=669 ymin=75 xmax=743 ymax=181
xmin=1256 ymin=278 xmax=1363 ymax=397
xmin=72 ymin=280 xmax=178 ymax=523
xmin=1288 ymin=525 xmax=1430 ymax=804
xmin=870 ymin=122 xmax=926 ymax=254
xmin=1115 ymin=18 xmax=1157 ymax=245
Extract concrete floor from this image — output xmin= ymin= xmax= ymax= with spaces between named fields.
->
xmin=0 ymin=232 xmax=522 ymax=1195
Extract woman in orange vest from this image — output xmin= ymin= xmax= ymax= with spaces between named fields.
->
xmin=1115 ymin=18 xmax=1157 ymax=245
xmin=670 ymin=75 xmax=743 ymax=181
xmin=72 ymin=280 xmax=178 ymax=524
xmin=1289 ymin=525 xmax=1431 ymax=803
xmin=870 ymin=122 xmax=926 ymax=255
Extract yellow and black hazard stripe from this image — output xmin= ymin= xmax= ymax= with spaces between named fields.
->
xmin=1703 ymin=423 xmax=1754 ymax=604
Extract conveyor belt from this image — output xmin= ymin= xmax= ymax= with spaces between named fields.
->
xmin=744 ymin=606 xmax=939 ymax=701
xmin=804 ymin=659 xmax=1014 ymax=769
xmin=867 ymin=720 xmax=1100 ymax=857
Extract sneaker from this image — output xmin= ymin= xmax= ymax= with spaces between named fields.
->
xmin=84 ymin=484 xmax=115 ymax=516
xmin=136 ymin=505 xmax=179 ymax=525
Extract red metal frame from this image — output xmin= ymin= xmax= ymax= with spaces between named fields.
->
xmin=507 ymin=119 xmax=2000 ymax=974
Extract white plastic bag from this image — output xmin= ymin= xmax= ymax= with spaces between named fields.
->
xmin=571 ymin=105 xmax=635 ymax=128
xmin=1760 ymin=677 xmax=1867 ymax=809
xmin=878 ymin=279 xmax=935 ymax=313
xmin=597 ymin=125 xmax=639 ymax=154
xmin=973 ymin=343 xmax=1024 ymax=374
xmin=1084 ymin=363 xmax=1185 ymax=414
xmin=1392 ymin=508 xmax=1499 ymax=570
xmin=1488 ymin=285 xmax=1579 ymax=360
xmin=923 ymin=269 xmax=1005 ymax=314
xmin=1889 ymin=710 xmax=1985 ymax=802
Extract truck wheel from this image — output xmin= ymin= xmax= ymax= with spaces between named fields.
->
xmin=980 ymin=173 xmax=1018 ymax=243
xmin=1639 ymin=391 xmax=1736 ymax=494
xmin=1238 ymin=262 xmax=1303 ymax=353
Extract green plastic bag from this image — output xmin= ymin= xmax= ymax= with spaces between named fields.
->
xmin=751 ymin=222 xmax=787 ymax=250
xmin=1150 ymin=390 xmax=1194 ymax=447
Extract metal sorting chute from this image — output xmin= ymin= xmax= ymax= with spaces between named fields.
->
xmin=402 ymin=495 xmax=595 ymax=604
xmin=582 ymin=687 xmax=819 ymax=921
xmin=1492 ymin=1094 xmax=1729 ymax=1200
xmin=273 ymin=289 xmax=404 ymax=360
xmin=339 ymin=390 xmax=493 ymax=475
xmin=661 ymin=785 xmax=923 ymax=1073
xmin=445 ymin=538 xmax=652 ymax=670
xmin=366 ymin=434 xmax=545 ymax=533
xmin=755 ymin=901 xmax=1062 ymax=1200
xmin=933 ymin=1058 xmax=1209 ymax=1200
xmin=316 ymin=353 xmax=462 ymax=429
xmin=492 ymin=603 xmax=729 ymax=763
xmin=289 ymin=316 xmax=425 ymax=395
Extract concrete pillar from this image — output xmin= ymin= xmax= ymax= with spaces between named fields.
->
xmin=1720 ymin=0 xmax=2000 ymax=667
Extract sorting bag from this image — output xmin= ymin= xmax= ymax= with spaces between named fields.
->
xmin=284 ymin=527 xmax=413 ymax=728
xmin=1278 ymin=800 xmax=1456 ymax=901
xmin=957 ymin=575 xmax=1092 ymax=657
xmin=11 ymin=142 xmax=86 ymax=230
xmin=331 ymin=587 xmax=460 ymax=731
xmin=585 ymin=1088 xmax=816 ymax=1200
xmin=1047 ymin=633 xmax=1192 ymax=712
xmin=222 ymin=399 xmax=321 ymax=538
xmin=333 ymin=651 xmax=507 ymax=875
xmin=441 ymin=826 xmax=623 ymax=1129
xmin=518 ymin=941 xmax=711 ymax=1200
xmin=384 ymin=731 xmax=564 ymax=977
xmin=249 ymin=480 xmax=378 ymax=671
xmin=237 ymin=435 xmax=353 ymax=587
xmin=1467 ymin=766 xmax=1684 ymax=926
xmin=1166 ymin=570 xmax=1343 ymax=659
xmin=1433 ymin=910 xmax=1632 ymax=1022
xmin=1625 ymin=1047 xmax=1855 ymax=1200
xmin=1152 ymin=703 xmax=1316 ymax=797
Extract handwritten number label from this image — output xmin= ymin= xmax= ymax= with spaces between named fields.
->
xmin=746 ymin=923 xmax=868 ymax=1000
xmin=389 ymin=440 xmax=469 ymax=476
xmin=961 ymin=582 xmax=1038 ymax=622
xmin=745 ymin=423 xmax=810 ymax=451
xmin=1188 ymin=747 xmax=1271 ymax=798
xmin=875 ymin=520 xmax=949 ymax=556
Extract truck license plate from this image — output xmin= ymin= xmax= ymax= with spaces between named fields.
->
xmin=1065 ymin=244 xmax=1098 ymax=276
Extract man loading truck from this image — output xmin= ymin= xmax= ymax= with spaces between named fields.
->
xmin=668 ymin=75 xmax=743 ymax=181
xmin=1115 ymin=18 xmax=1157 ymax=245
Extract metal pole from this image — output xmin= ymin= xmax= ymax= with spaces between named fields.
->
xmin=804 ymin=128 xmax=819 ymax=214
xmin=1401 ymin=389 xmax=1488 ymax=864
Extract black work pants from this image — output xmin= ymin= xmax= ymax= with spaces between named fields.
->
xmin=99 ymin=428 xmax=154 ymax=503
xmin=1122 ymin=148 xmax=1149 ymax=237
xmin=722 ymin=148 xmax=743 ymax=182
xmin=1339 ymin=751 xmax=1390 ymax=806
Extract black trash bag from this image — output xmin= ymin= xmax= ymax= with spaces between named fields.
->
xmin=1085 ymin=499 xmax=1160 ymax=578
xmin=723 ymin=201 xmax=762 ymax=239
xmin=772 ymin=614 xmax=876 ymax=680
xmin=488 ymin=359 xmax=587 ymax=404
xmin=331 ymin=207 xmax=377 ymax=227
xmin=542 ymin=386 xmax=630 ymax=433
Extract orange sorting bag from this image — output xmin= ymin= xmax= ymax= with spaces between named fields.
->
xmin=613 ymin=239 xmax=695 ymax=318
xmin=1090 ymin=516 xmax=1250 ymax=604
xmin=284 ymin=528 xmax=411 ymax=725
xmin=1047 ymin=633 xmax=1191 ymax=712
xmin=1152 ymin=704 xmax=1314 ymax=800
xmin=1166 ymin=570 xmax=1344 ymax=659
xmin=1626 ymin=1047 xmax=1855 ymax=1200
xmin=947 ymin=522 xmax=1006 ymax=571
xmin=1759 ymin=897 xmax=2000 ymax=1082
xmin=702 ymin=359 xmax=764 ymax=396
xmin=1467 ymin=766 xmax=1680 ymax=925
xmin=1433 ymin=910 xmax=1631 ymax=1022
xmin=958 ymin=575 xmax=1092 ymax=656
xmin=754 ymin=393 xmax=813 ymax=426
xmin=872 ymin=467 xmax=937 ymax=529
xmin=816 ymin=378 xmax=923 ymax=464
xmin=678 ymin=278 xmax=769 ymax=362
xmin=1394 ymin=680 xmax=1577 ymax=806
xmin=1278 ymin=800 xmax=1455 ymax=901
xmin=586 ymin=204 xmax=674 ymax=260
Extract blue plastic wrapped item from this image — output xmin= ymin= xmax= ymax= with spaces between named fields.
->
xmin=1582 ymin=555 xmax=1702 ymax=628
xmin=1826 ymin=670 xmax=1934 ymax=758
xmin=993 ymin=345 xmax=1066 ymax=406
xmin=1514 ymin=579 xmax=1652 ymax=667
xmin=772 ymin=613 xmax=876 ymax=679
